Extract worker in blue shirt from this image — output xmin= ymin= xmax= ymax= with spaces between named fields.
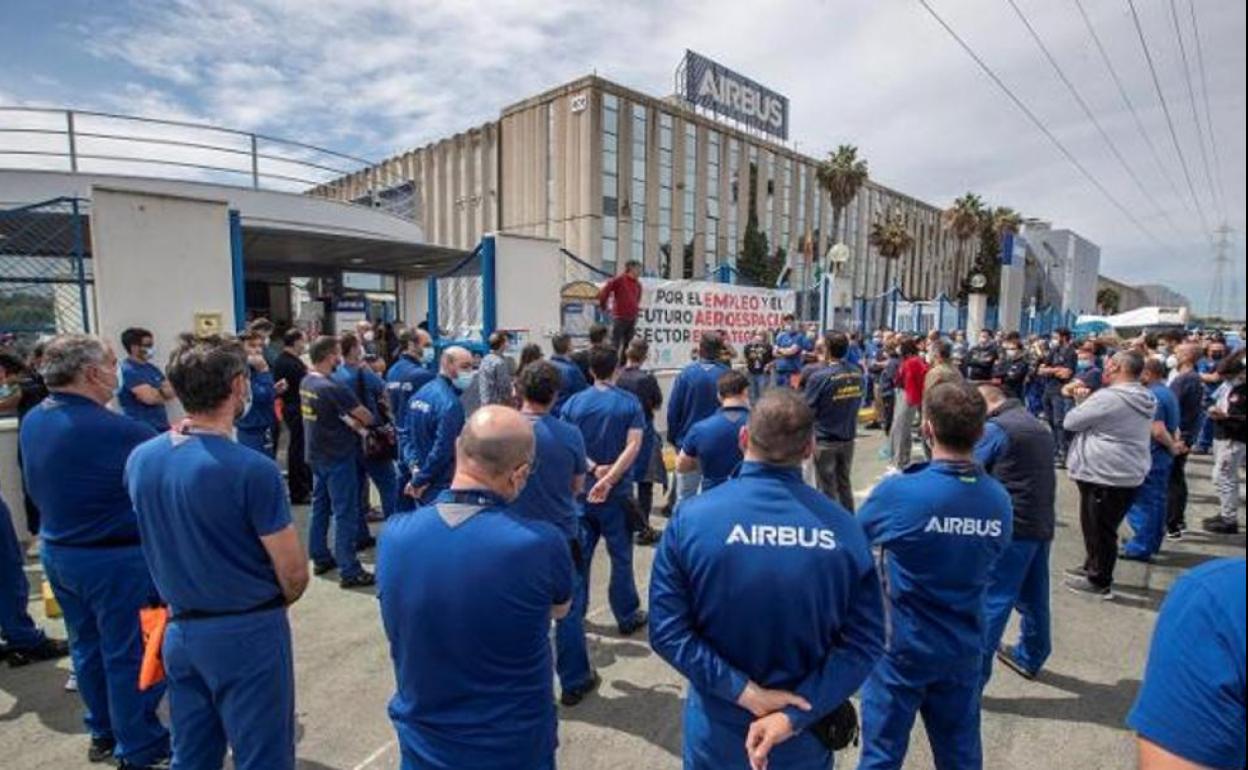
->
xmin=334 ymin=331 xmax=399 ymax=525
xmin=650 ymin=389 xmax=884 ymax=770
xmin=549 ymin=333 xmax=589 ymax=415
xmin=403 ymin=346 xmax=473 ymax=506
xmin=20 ymin=335 xmax=170 ymax=769
xmin=561 ymin=346 xmax=648 ymax=638
xmin=857 ymin=381 xmax=1012 ymax=770
xmin=511 ymin=361 xmax=599 ymax=705
xmin=125 ymin=336 xmax=309 ymax=770
xmin=386 ymin=329 xmax=436 ymax=511
xmin=117 ymin=326 xmax=176 ymax=432
xmin=973 ymin=383 xmax=1056 ymax=685
xmin=772 ymin=314 xmax=810 ymax=388
xmin=1127 ymin=557 xmax=1245 ymax=770
xmin=0 ymin=484 xmax=70 ymax=666
xmin=804 ymin=331 xmax=865 ymax=512
xmin=301 ymin=335 xmax=376 ymax=589
xmin=667 ymin=333 xmax=730 ymax=501
xmin=676 ymin=369 xmax=749 ymax=494
xmin=1121 ymin=358 xmax=1183 ymax=561
xmin=379 ymin=406 xmax=573 ymax=770
xmin=235 ymin=329 xmax=285 ymax=456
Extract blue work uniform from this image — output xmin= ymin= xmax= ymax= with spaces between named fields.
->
xmin=1127 ymin=557 xmax=1245 ymax=770
xmin=550 ymin=354 xmax=589 ymax=416
xmin=649 ymin=462 xmax=884 ymax=769
xmin=561 ymin=384 xmax=646 ymax=630
xmin=0 ymin=484 xmax=48 ymax=651
xmin=1195 ymin=356 xmax=1220 ymax=450
xmin=378 ymin=489 xmax=573 ymax=770
xmin=118 ymin=357 xmax=171 ymax=432
xmin=1122 ymin=382 xmax=1180 ymax=560
xmin=679 ymin=406 xmax=748 ymax=492
xmin=387 ymin=355 xmax=436 ymax=511
xmin=974 ymin=400 xmax=1057 ymax=684
xmin=511 ymin=412 xmax=591 ymax=695
xmin=20 ymin=393 xmax=169 ymax=766
xmin=667 ymin=358 xmax=729 ymax=501
xmin=334 ymin=362 xmax=398 ymax=521
xmin=301 ymin=372 xmax=366 ymax=579
xmin=404 ymin=375 xmax=466 ymax=506
xmin=857 ymin=460 xmax=1012 ymax=770
xmin=236 ymin=365 xmax=278 ymax=456
xmin=773 ymin=330 xmax=810 ymax=386
xmin=126 ymin=430 xmax=295 ymax=770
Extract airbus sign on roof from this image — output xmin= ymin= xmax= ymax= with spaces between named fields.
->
xmin=682 ymin=50 xmax=790 ymax=140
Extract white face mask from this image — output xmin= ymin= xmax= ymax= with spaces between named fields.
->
xmin=453 ymin=371 xmax=475 ymax=391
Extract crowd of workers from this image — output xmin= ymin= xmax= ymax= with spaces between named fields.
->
xmin=0 ymin=303 xmax=1244 ymax=770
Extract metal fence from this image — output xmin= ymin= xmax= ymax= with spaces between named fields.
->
xmin=0 ymin=106 xmax=393 ymax=196
xmin=0 ymin=197 xmax=93 ymax=351
xmin=428 ymin=237 xmax=494 ymax=349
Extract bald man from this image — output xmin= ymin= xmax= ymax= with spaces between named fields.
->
xmin=379 ymin=406 xmax=574 ymax=770
xmin=403 ymin=346 xmax=474 ymax=506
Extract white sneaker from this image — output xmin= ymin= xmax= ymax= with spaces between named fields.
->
xmin=65 ymin=672 xmax=78 ymax=692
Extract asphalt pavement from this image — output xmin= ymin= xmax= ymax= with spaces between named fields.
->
xmin=2 ymin=430 xmax=1243 ymax=770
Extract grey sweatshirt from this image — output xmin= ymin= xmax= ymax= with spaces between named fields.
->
xmin=1063 ymin=382 xmax=1156 ymax=488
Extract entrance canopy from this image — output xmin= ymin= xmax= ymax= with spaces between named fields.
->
xmin=242 ymin=226 xmax=470 ymax=279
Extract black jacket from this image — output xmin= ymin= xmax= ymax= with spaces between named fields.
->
xmin=984 ymin=400 xmax=1057 ymax=541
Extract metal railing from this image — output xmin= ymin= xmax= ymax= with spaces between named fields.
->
xmin=0 ymin=106 xmax=397 ymax=196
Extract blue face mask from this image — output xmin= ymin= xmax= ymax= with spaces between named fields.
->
xmin=1076 ymin=359 xmax=1092 ymax=372
xmin=420 ymin=348 xmax=435 ymax=365
xmin=454 ymin=371 xmax=475 ymax=391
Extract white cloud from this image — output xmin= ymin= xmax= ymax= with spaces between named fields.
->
xmin=14 ymin=0 xmax=1246 ymax=312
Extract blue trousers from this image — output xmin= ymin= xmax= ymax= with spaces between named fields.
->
xmin=236 ymin=426 xmax=274 ymax=457
xmin=0 ymin=499 xmax=45 ymax=649
xmin=1123 ymin=459 xmax=1172 ymax=559
xmin=1024 ymin=380 xmax=1045 ymax=418
xmin=163 ymin=609 xmax=294 ymax=770
xmin=748 ymin=373 xmax=768 ymax=403
xmin=309 ymin=457 xmax=364 ymax=578
xmin=554 ymin=527 xmax=592 ymax=694
xmin=1195 ymin=411 xmax=1214 ymax=451
xmin=582 ymin=498 xmax=641 ymax=627
xmin=1043 ymin=391 xmax=1070 ymax=460
xmin=41 ymin=543 xmax=169 ymax=765
xmin=860 ymin=655 xmax=984 ymax=770
xmin=359 ymin=454 xmax=398 ymax=520
xmin=982 ymin=539 xmax=1051 ymax=686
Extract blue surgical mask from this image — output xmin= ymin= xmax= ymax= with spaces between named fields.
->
xmin=420 ymin=348 xmax=435 ymax=365
xmin=1076 ymin=359 xmax=1092 ymax=372
xmin=141 ymin=345 xmax=155 ymax=360
xmin=454 ymin=371 xmax=475 ymax=391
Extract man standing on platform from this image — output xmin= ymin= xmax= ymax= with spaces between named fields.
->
xmin=598 ymin=260 xmax=644 ymax=359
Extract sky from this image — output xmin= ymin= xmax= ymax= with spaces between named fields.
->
xmin=1 ymin=0 xmax=1244 ymax=315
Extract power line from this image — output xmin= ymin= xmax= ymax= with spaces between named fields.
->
xmin=915 ymin=0 xmax=1174 ymax=254
xmin=1167 ymin=0 xmax=1222 ymax=220
xmin=1005 ymin=0 xmax=1185 ymax=244
xmin=1188 ymin=0 xmax=1228 ymax=222
xmin=1126 ymin=0 xmax=1212 ymax=240
xmin=1073 ymin=0 xmax=1193 ymax=220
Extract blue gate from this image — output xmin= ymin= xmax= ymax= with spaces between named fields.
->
xmin=426 ymin=236 xmax=495 ymax=353
xmin=0 ymin=197 xmax=92 ymax=348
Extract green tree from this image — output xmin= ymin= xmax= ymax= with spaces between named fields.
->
xmin=738 ymin=208 xmax=779 ymax=287
xmin=816 ymin=145 xmax=870 ymax=253
xmin=869 ymin=208 xmax=915 ymax=328
xmin=943 ymin=192 xmax=985 ymax=291
xmin=1097 ymin=287 xmax=1120 ymax=314
xmin=959 ymin=206 xmax=1022 ymax=301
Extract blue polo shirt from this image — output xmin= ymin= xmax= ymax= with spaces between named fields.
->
xmin=333 ymin=362 xmax=386 ymax=421
xmin=378 ymin=490 xmax=573 ymax=769
xmin=1128 ymin=558 xmax=1245 ymax=770
xmin=549 ymin=355 xmax=588 ymax=416
xmin=118 ymin=358 xmax=170 ymax=432
xmin=404 ymin=376 xmax=465 ymax=490
xmin=235 ymin=366 xmax=277 ymax=435
xmin=680 ymin=406 xmax=748 ymax=491
xmin=511 ymin=413 xmax=587 ymax=541
xmin=666 ymin=359 xmax=729 ymax=448
xmin=561 ymin=385 xmax=644 ymax=501
xmin=300 ymin=372 xmax=362 ymax=466
xmin=20 ymin=392 xmax=157 ymax=547
xmin=649 ymin=463 xmax=884 ymax=767
xmin=1148 ymin=381 xmax=1180 ymax=465
xmin=773 ymin=331 xmax=810 ymax=375
xmin=858 ymin=459 xmax=1012 ymax=668
xmin=804 ymin=360 xmax=864 ymax=443
xmin=125 ymin=431 xmax=290 ymax=615
xmin=386 ymin=354 xmax=436 ymax=443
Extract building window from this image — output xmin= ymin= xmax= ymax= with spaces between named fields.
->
xmin=658 ymin=113 xmax=674 ymax=278
xmin=796 ymin=166 xmax=807 ymax=254
xmin=683 ymin=122 xmax=696 ymax=278
xmin=780 ymin=158 xmax=791 ymax=254
xmin=546 ymin=103 xmax=555 ymax=237
xmin=727 ymin=137 xmax=739 ymax=267
xmin=602 ymin=94 xmax=619 ymax=272
xmin=706 ymin=130 xmax=720 ymax=271
xmin=631 ymin=104 xmax=647 ymax=263
xmin=763 ymin=152 xmax=774 ymax=246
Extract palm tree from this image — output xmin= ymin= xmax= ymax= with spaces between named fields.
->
xmin=991 ymin=206 xmax=1022 ymax=240
xmin=943 ymin=192 xmax=984 ymax=291
xmin=816 ymin=145 xmax=869 ymax=250
xmin=869 ymin=208 xmax=916 ymax=293
xmin=1096 ymin=287 xmax=1120 ymax=314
